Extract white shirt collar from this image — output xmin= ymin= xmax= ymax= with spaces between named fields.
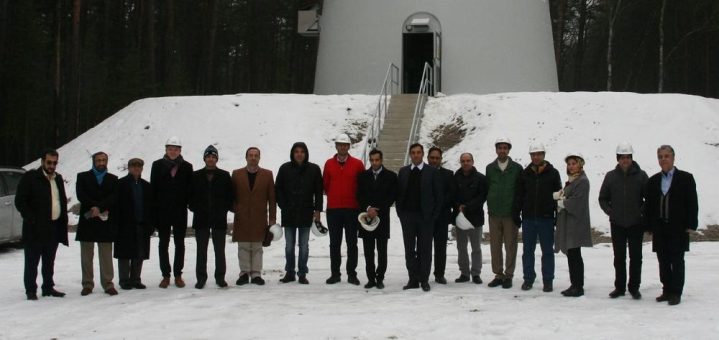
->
xmin=411 ymin=162 xmax=424 ymax=171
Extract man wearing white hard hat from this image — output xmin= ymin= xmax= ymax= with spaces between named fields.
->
xmin=151 ymin=136 xmax=193 ymax=288
xmin=514 ymin=142 xmax=562 ymax=293
xmin=323 ymin=133 xmax=365 ymax=285
xmin=599 ymin=142 xmax=648 ymax=300
xmin=485 ymin=138 xmax=523 ymax=289
xmin=452 ymin=153 xmax=488 ymax=285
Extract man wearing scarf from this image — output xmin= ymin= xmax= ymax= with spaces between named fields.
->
xmin=76 ymin=151 xmax=119 ymax=296
xmin=151 ymin=136 xmax=193 ymax=288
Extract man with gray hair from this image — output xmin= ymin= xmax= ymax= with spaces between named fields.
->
xmin=644 ymin=145 xmax=698 ymax=306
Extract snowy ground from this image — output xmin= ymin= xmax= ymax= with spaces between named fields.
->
xmin=1 ymin=213 xmax=718 ymax=339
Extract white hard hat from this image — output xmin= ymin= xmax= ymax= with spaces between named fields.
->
xmin=311 ymin=220 xmax=328 ymax=237
xmin=455 ymin=212 xmax=474 ymax=230
xmin=357 ymin=212 xmax=380 ymax=232
xmin=165 ymin=136 xmax=182 ymax=147
xmin=269 ymin=224 xmax=283 ymax=241
xmin=494 ymin=137 xmax=512 ymax=147
xmin=528 ymin=142 xmax=545 ymax=154
xmin=565 ymin=152 xmax=585 ymax=163
xmin=334 ymin=133 xmax=351 ymax=144
xmin=616 ymin=142 xmax=634 ymax=155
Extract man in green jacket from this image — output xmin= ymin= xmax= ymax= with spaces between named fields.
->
xmin=485 ymin=138 xmax=523 ymax=289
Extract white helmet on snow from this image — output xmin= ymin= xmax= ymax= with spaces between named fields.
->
xmin=269 ymin=224 xmax=283 ymax=241
xmin=165 ymin=136 xmax=182 ymax=147
xmin=357 ymin=212 xmax=380 ymax=232
xmin=311 ymin=220 xmax=328 ymax=237
xmin=455 ymin=212 xmax=474 ymax=231
xmin=528 ymin=142 xmax=545 ymax=154
xmin=494 ymin=137 xmax=512 ymax=148
xmin=616 ymin=142 xmax=634 ymax=155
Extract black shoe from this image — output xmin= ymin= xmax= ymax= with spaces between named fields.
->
xmin=216 ymin=280 xmax=228 ymax=288
xmin=542 ymin=280 xmax=553 ymax=292
xmin=455 ymin=275 xmax=470 ymax=283
xmin=434 ymin=276 xmax=447 ymax=284
xmin=376 ymin=280 xmax=385 ymax=289
xmin=521 ymin=281 xmax=533 ymax=291
xmin=236 ymin=274 xmax=249 ymax=286
xmin=668 ymin=295 xmax=681 ymax=306
xmin=502 ymin=278 xmax=513 ymax=289
xmin=298 ymin=275 xmax=309 ymax=284
xmin=347 ymin=275 xmax=360 ymax=286
xmin=629 ymin=290 xmax=641 ymax=300
xmin=133 ymin=282 xmax=147 ymax=289
xmin=656 ymin=293 xmax=670 ymax=302
xmin=487 ymin=278 xmax=503 ymax=288
xmin=364 ymin=281 xmax=377 ymax=289
xmin=472 ymin=275 xmax=483 ymax=284
xmin=326 ymin=274 xmax=341 ymax=284
xmin=251 ymin=277 xmax=265 ymax=285
xmin=609 ymin=289 xmax=625 ymax=298
xmin=421 ymin=281 xmax=431 ymax=292
xmin=403 ymin=280 xmax=419 ymax=290
xmin=120 ymin=284 xmax=133 ymax=290
xmin=280 ymin=273 xmax=296 ymax=283
xmin=26 ymin=292 xmax=38 ymax=300
xmin=42 ymin=289 xmax=66 ymax=297
xmin=195 ymin=281 xmax=206 ymax=289
xmin=563 ymin=286 xmax=584 ymax=297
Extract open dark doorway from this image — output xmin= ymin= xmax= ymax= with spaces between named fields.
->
xmin=402 ymin=33 xmax=434 ymax=93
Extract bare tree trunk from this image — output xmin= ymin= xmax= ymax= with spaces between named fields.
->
xmin=205 ymin=0 xmax=218 ymax=93
xmin=554 ymin=0 xmax=567 ymax=81
xmin=53 ymin=0 xmax=63 ymax=144
xmin=147 ymin=0 xmax=156 ymax=93
xmin=71 ymin=0 xmax=82 ymax=138
xmin=606 ymin=0 xmax=622 ymax=91
xmin=573 ymin=0 xmax=588 ymax=89
xmin=658 ymin=0 xmax=666 ymax=93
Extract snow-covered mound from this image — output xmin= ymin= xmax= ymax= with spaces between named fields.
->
xmin=421 ymin=92 xmax=719 ymax=231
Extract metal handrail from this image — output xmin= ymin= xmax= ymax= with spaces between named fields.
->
xmin=362 ymin=63 xmax=400 ymax=165
xmin=403 ymin=62 xmax=434 ymax=165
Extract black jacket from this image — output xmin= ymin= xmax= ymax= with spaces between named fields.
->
xmin=189 ymin=167 xmax=233 ymax=229
xmin=437 ymin=166 xmax=457 ymax=223
xmin=356 ymin=167 xmax=398 ymax=239
xmin=75 ymin=170 xmax=118 ymax=242
xmin=453 ymin=167 xmax=488 ymax=228
xmin=514 ymin=161 xmax=562 ymax=222
xmin=150 ymin=156 xmax=193 ymax=224
xmin=14 ymin=167 xmax=69 ymax=246
xmin=396 ymin=163 xmax=443 ymax=222
xmin=644 ymin=168 xmax=698 ymax=252
xmin=114 ymin=174 xmax=154 ymax=259
xmin=275 ymin=142 xmax=324 ymax=228
xmin=598 ymin=161 xmax=648 ymax=228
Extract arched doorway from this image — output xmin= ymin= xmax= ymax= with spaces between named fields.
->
xmin=402 ymin=12 xmax=441 ymax=93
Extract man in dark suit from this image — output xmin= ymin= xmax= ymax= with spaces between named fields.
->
xmin=426 ymin=146 xmax=456 ymax=285
xmin=644 ymin=145 xmax=698 ymax=306
xmin=396 ymin=143 xmax=443 ymax=292
xmin=76 ymin=151 xmax=119 ymax=296
xmin=15 ymin=149 xmax=69 ymax=300
xmin=356 ymin=149 xmax=397 ymax=289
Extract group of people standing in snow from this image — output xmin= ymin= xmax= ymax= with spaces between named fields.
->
xmin=15 ymin=134 xmax=697 ymax=306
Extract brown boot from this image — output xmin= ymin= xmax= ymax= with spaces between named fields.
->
xmin=159 ymin=277 xmax=170 ymax=288
xmin=81 ymin=288 xmax=93 ymax=296
xmin=175 ymin=276 xmax=186 ymax=288
xmin=105 ymin=287 xmax=119 ymax=296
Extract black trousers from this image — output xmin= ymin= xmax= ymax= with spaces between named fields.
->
xmin=117 ymin=259 xmax=144 ymax=286
xmin=326 ymin=209 xmax=359 ymax=277
xmin=656 ymin=241 xmax=686 ymax=297
xmin=432 ymin=211 xmax=450 ymax=278
xmin=362 ymin=236 xmax=388 ymax=282
xmin=567 ymin=247 xmax=584 ymax=288
xmin=195 ymin=227 xmax=227 ymax=283
xmin=158 ymin=221 xmax=187 ymax=278
xmin=399 ymin=211 xmax=434 ymax=283
xmin=611 ymin=224 xmax=643 ymax=292
xmin=24 ymin=242 xmax=59 ymax=294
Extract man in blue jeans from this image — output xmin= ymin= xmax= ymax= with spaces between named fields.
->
xmin=275 ymin=142 xmax=324 ymax=284
xmin=513 ymin=143 xmax=562 ymax=292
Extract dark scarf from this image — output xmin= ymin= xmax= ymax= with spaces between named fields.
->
xmin=163 ymin=155 xmax=184 ymax=177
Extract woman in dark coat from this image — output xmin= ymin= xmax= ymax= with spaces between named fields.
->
xmin=114 ymin=159 xmax=154 ymax=289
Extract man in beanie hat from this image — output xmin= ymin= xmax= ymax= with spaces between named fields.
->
xmin=151 ymin=136 xmax=193 ymax=288
xmin=189 ymin=145 xmax=233 ymax=289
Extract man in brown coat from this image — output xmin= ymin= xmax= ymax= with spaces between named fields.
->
xmin=232 ymin=147 xmax=277 ymax=286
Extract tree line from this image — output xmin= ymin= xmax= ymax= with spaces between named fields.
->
xmin=1 ymin=0 xmax=717 ymax=167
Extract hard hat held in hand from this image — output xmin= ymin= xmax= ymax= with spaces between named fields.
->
xmin=455 ymin=212 xmax=474 ymax=230
xmin=311 ymin=220 xmax=328 ymax=237
xmin=357 ymin=212 xmax=380 ymax=232
xmin=269 ymin=224 xmax=283 ymax=241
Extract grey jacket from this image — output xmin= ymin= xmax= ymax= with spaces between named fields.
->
xmin=555 ymin=172 xmax=593 ymax=254
xmin=598 ymin=161 xmax=648 ymax=228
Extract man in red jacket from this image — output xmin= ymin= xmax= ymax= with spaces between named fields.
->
xmin=323 ymin=133 xmax=365 ymax=285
